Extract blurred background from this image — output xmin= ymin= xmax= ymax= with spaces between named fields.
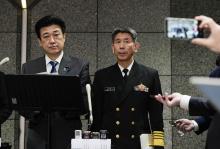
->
xmin=0 ymin=0 xmax=220 ymax=148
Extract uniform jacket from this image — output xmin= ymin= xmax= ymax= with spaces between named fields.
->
xmin=91 ymin=61 xmax=164 ymax=149
xmin=189 ymin=97 xmax=219 ymax=149
xmin=21 ymin=55 xmax=90 ymax=149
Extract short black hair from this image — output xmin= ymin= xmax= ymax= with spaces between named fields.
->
xmin=35 ymin=15 xmax=66 ymax=39
xmin=112 ymin=27 xmax=137 ymax=43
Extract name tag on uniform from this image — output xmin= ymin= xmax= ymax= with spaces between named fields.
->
xmin=104 ymin=87 xmax=115 ymax=92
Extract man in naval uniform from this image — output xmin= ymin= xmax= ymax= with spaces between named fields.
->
xmin=91 ymin=27 xmax=164 ymax=149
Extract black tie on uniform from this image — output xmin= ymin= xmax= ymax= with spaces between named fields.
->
xmin=123 ymin=68 xmax=128 ymax=83
xmin=49 ymin=61 xmax=58 ymax=73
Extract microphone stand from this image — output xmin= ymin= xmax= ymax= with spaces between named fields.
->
xmin=86 ymin=84 xmax=93 ymax=130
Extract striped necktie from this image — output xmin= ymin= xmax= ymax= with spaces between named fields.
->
xmin=49 ymin=61 xmax=58 ymax=73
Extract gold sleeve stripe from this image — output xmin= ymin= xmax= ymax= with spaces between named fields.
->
xmin=152 ymin=136 xmax=164 ymax=139
xmin=153 ymin=134 xmax=164 ymax=137
xmin=153 ymin=131 xmax=164 ymax=134
xmin=152 ymin=138 xmax=165 ymax=147
xmin=152 ymin=131 xmax=164 ymax=147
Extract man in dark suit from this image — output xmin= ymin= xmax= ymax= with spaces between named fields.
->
xmin=187 ymin=98 xmax=219 ymax=149
xmin=172 ymin=55 xmax=220 ymax=134
xmin=155 ymin=92 xmax=219 ymax=149
xmin=21 ymin=15 xmax=91 ymax=149
xmin=91 ymin=27 xmax=164 ymax=149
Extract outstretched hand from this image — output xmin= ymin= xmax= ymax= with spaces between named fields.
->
xmin=154 ymin=92 xmax=182 ymax=107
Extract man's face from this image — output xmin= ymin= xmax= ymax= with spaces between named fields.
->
xmin=38 ymin=24 xmax=65 ymax=57
xmin=112 ymin=33 xmax=138 ymax=62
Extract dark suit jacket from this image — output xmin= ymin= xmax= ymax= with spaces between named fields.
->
xmin=91 ymin=61 xmax=164 ymax=149
xmin=21 ymin=55 xmax=90 ymax=149
xmin=193 ymin=67 xmax=220 ymax=135
xmin=189 ymin=98 xmax=219 ymax=149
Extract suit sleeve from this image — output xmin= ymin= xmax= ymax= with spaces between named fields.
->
xmin=189 ymin=97 xmax=216 ymax=116
xmin=148 ymin=70 xmax=164 ymax=149
xmin=90 ymin=71 xmax=103 ymax=131
xmin=79 ymin=61 xmax=91 ymax=115
xmin=194 ymin=116 xmax=212 ymax=135
xmin=79 ymin=61 xmax=91 ymax=87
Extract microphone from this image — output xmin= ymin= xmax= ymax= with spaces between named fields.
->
xmin=86 ymin=84 xmax=93 ymax=125
xmin=0 ymin=57 xmax=9 ymax=65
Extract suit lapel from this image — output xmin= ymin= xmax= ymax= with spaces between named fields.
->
xmin=111 ymin=64 xmax=125 ymax=98
xmin=115 ymin=61 xmax=143 ymax=106
xmin=35 ymin=57 xmax=47 ymax=73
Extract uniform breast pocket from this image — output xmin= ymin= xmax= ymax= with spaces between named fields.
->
xmin=103 ymin=87 xmax=117 ymax=103
xmin=130 ymin=92 xmax=149 ymax=104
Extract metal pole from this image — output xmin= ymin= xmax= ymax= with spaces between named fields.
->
xmin=19 ymin=8 xmax=27 ymax=149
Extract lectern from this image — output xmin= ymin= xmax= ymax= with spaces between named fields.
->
xmin=5 ymin=74 xmax=85 ymax=149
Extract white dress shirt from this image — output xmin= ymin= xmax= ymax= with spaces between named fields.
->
xmin=118 ymin=60 xmax=134 ymax=77
xmin=45 ymin=51 xmax=64 ymax=74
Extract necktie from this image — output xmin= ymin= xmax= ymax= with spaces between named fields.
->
xmin=49 ymin=61 xmax=58 ymax=73
xmin=123 ymin=68 xmax=128 ymax=82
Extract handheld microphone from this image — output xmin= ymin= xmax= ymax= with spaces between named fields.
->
xmin=86 ymin=84 xmax=93 ymax=125
xmin=0 ymin=57 xmax=9 ymax=65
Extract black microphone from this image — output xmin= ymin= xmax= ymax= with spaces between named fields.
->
xmin=0 ymin=57 xmax=9 ymax=65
